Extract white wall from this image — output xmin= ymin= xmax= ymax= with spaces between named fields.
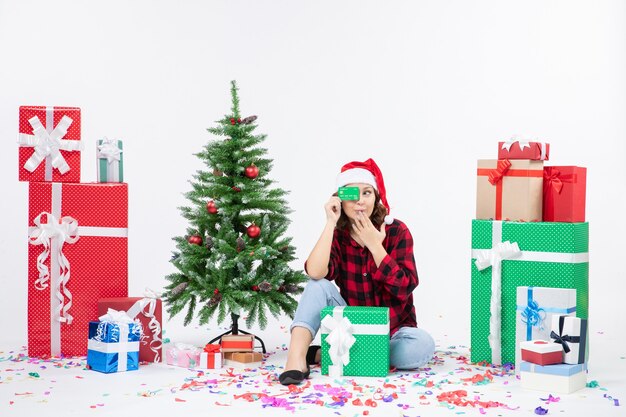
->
xmin=1 ymin=1 xmax=624 ymax=350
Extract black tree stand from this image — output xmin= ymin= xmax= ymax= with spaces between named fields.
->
xmin=208 ymin=312 xmax=267 ymax=353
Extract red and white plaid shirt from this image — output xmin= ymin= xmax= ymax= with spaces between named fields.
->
xmin=312 ymin=219 xmax=419 ymax=335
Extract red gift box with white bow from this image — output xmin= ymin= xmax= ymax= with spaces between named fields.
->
xmin=18 ymin=106 xmax=82 ymax=183
xmin=97 ymin=294 xmax=162 ymax=363
xmin=27 ymin=182 xmax=128 ymax=357
xmin=497 ymin=139 xmax=550 ymax=161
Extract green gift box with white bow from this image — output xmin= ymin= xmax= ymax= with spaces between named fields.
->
xmin=97 ymin=138 xmax=124 ymax=182
xmin=470 ymin=220 xmax=589 ymax=366
xmin=320 ymin=306 xmax=389 ymax=377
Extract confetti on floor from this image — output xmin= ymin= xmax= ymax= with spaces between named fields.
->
xmin=1 ymin=344 xmax=623 ymax=416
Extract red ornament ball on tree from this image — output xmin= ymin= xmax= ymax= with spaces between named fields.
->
xmin=214 ymin=288 xmax=220 ymax=295
xmin=252 ymin=285 xmax=259 ymax=291
xmin=244 ymin=164 xmax=259 ymax=179
xmin=188 ymin=235 xmax=203 ymax=245
xmin=206 ymin=200 xmax=218 ymax=214
xmin=247 ymin=224 xmax=261 ymax=238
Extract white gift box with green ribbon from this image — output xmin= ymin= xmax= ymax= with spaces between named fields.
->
xmin=97 ymin=138 xmax=124 ymax=182
xmin=320 ymin=306 xmax=389 ymax=377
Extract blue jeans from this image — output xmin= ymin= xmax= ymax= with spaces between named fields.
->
xmin=291 ymin=278 xmax=435 ymax=370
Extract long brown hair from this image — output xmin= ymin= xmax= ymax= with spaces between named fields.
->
xmin=335 ymin=189 xmax=388 ymax=231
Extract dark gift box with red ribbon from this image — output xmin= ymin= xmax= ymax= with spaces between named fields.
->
xmin=27 ymin=182 xmax=128 ymax=357
xmin=98 ymin=294 xmax=162 ymax=363
xmin=476 ymin=159 xmax=544 ymax=222
xmin=18 ymin=106 xmax=82 ymax=183
xmin=543 ymin=166 xmax=587 ymax=222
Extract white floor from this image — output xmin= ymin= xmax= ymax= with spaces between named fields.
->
xmin=1 ymin=325 xmax=624 ymax=417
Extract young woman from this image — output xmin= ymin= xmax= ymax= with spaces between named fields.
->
xmin=279 ymin=158 xmax=435 ymax=385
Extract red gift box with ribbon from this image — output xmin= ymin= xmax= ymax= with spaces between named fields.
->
xmin=97 ymin=293 xmax=163 ymax=363
xmin=220 ymin=334 xmax=255 ymax=352
xmin=18 ymin=106 xmax=82 ymax=183
xmin=498 ymin=140 xmax=550 ymax=161
xmin=543 ymin=166 xmax=587 ymax=222
xmin=27 ymin=182 xmax=128 ymax=357
xmin=476 ymin=159 xmax=544 ymax=222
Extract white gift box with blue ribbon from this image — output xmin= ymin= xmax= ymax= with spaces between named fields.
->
xmin=515 ymin=286 xmax=576 ymax=371
xmin=520 ymin=361 xmax=587 ymax=394
xmin=87 ymin=309 xmax=142 ymax=373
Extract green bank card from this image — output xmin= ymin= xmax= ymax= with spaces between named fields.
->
xmin=338 ymin=186 xmax=360 ymax=201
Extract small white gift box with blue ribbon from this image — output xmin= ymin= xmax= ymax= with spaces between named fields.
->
xmin=87 ymin=308 xmax=142 ymax=373
xmin=520 ymin=361 xmax=587 ymax=394
xmin=515 ymin=287 xmax=576 ymax=371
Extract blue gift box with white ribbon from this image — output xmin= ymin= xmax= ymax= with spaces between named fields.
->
xmin=515 ymin=286 xmax=576 ymax=371
xmin=87 ymin=309 xmax=142 ymax=373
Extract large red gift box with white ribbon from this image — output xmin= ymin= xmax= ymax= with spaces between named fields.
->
xmin=18 ymin=106 xmax=82 ymax=183
xmin=27 ymin=182 xmax=128 ymax=357
xmin=97 ymin=296 xmax=163 ymax=363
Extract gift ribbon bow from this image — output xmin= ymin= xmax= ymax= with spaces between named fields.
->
xmin=474 ymin=241 xmax=521 ymax=271
xmin=96 ymin=309 xmax=141 ymax=372
xmin=550 ymin=316 xmax=580 ymax=354
xmin=474 ymin=239 xmax=521 ymax=365
xmin=487 ymin=159 xmax=512 ymax=185
xmin=321 ymin=307 xmax=356 ymax=377
xmin=543 ymin=169 xmax=576 ymax=195
xmin=204 ymin=344 xmax=221 ymax=353
xmin=97 ymin=138 xmax=123 ymax=164
xmin=544 ymin=169 xmax=564 ymax=194
xmin=125 ymin=288 xmax=163 ymax=362
xmin=18 ymin=114 xmax=82 ymax=175
xmin=521 ymin=300 xmax=546 ymax=329
xmin=29 ymin=212 xmax=80 ymax=324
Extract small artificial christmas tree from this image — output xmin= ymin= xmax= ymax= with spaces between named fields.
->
xmin=165 ymin=81 xmax=307 ymax=339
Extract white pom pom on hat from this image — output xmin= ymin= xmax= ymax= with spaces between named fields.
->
xmin=335 ymin=158 xmax=394 ymax=225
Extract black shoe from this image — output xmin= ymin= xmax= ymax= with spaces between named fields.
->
xmin=306 ymin=345 xmax=321 ymax=365
xmin=278 ymin=365 xmax=310 ymax=386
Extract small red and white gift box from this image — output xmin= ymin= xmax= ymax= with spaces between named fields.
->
xmin=520 ymin=340 xmax=563 ymax=366
xmin=199 ymin=344 xmax=222 ymax=369
xmin=498 ymin=139 xmax=550 ymax=161
xmin=18 ymin=106 xmax=82 ymax=182
xmin=221 ymin=334 xmax=254 ymax=352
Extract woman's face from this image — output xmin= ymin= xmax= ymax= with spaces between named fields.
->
xmin=341 ymin=183 xmax=376 ymax=222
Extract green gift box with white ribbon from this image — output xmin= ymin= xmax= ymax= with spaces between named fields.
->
xmin=320 ymin=306 xmax=389 ymax=377
xmin=470 ymin=220 xmax=588 ymax=365
xmin=97 ymin=138 xmax=124 ymax=182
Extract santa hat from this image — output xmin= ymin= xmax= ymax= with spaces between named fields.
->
xmin=336 ymin=158 xmax=393 ymax=225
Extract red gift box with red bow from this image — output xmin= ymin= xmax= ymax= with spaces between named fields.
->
xmin=543 ymin=166 xmax=587 ymax=222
